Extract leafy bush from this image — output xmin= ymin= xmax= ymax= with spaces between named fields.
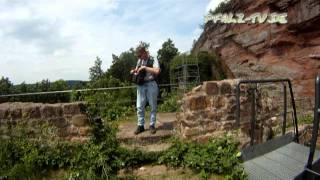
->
xmin=0 ymin=137 xmax=77 ymax=179
xmin=298 ymin=114 xmax=313 ymax=125
xmin=0 ymin=117 xmax=160 ymax=179
xmin=0 ymin=126 xmax=246 ymax=179
xmin=117 ymin=148 xmax=162 ymax=169
xmin=197 ymin=51 xmax=226 ymax=81
xmin=84 ymin=75 xmax=136 ymax=122
xmin=85 ymin=91 xmax=135 ymax=121
xmin=158 ymin=139 xmax=188 ymax=167
xmin=158 ymin=90 xmax=181 ymax=112
xmin=0 ymin=119 xmax=121 ymax=179
xmin=0 ymin=101 xmax=246 ymax=180
xmin=159 ymin=136 xmax=246 ymax=179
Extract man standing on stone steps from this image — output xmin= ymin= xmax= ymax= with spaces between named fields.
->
xmin=130 ymin=43 xmax=160 ymax=135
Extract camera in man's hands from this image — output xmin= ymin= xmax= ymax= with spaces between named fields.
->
xmin=132 ymin=66 xmax=146 ymax=85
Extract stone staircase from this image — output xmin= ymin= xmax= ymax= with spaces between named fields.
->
xmin=116 ymin=113 xmax=177 ymax=152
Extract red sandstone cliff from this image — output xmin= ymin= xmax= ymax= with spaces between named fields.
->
xmin=193 ymin=0 xmax=320 ymax=97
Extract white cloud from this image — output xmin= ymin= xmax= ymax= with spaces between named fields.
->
xmin=0 ymin=0 xmax=210 ymax=84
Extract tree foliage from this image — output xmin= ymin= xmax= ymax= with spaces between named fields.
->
xmin=50 ymin=79 xmax=68 ymax=91
xmin=89 ymin=57 xmax=104 ymax=82
xmin=209 ymin=0 xmax=233 ymax=15
xmin=157 ymin=39 xmax=179 ymax=85
xmin=0 ymin=79 xmax=86 ymax=103
xmin=0 ymin=76 xmax=13 ymax=95
xmin=106 ymin=48 xmax=138 ymax=82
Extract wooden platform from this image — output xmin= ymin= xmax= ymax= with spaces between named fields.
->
xmin=243 ymin=142 xmax=320 ymax=180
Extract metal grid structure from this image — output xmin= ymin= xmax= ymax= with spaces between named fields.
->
xmin=169 ymin=56 xmax=200 ymax=94
xmin=235 ymin=78 xmax=299 ymax=145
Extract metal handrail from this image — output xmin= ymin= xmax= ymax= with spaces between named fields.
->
xmin=236 ymin=78 xmax=299 ymax=145
xmin=0 ymin=83 xmax=183 ymax=98
xmin=306 ymin=75 xmax=320 ymax=169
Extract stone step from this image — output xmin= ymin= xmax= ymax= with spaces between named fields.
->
xmin=118 ymin=165 xmax=202 ymax=179
xmin=120 ymin=142 xmax=172 ymax=152
xmin=117 ymin=113 xmax=177 ymax=145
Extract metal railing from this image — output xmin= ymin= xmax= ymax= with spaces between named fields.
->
xmin=236 ymin=78 xmax=299 ymax=145
xmin=306 ymin=75 xmax=320 ymax=170
xmin=0 ymin=83 xmax=177 ymax=98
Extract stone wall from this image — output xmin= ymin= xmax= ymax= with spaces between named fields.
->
xmin=0 ymin=102 xmax=91 ymax=142
xmin=177 ymin=79 xmax=282 ymax=148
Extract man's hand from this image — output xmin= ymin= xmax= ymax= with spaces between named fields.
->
xmin=130 ymin=68 xmax=138 ymax=74
xmin=137 ymin=66 xmax=146 ymax=73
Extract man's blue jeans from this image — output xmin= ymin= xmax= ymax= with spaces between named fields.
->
xmin=136 ymin=81 xmax=158 ymax=126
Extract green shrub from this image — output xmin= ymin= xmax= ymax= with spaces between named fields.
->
xmin=84 ymin=75 xmax=136 ymax=122
xmin=159 ymin=136 xmax=247 ymax=179
xmin=117 ymin=148 xmax=162 ymax=169
xmin=197 ymin=51 xmax=226 ymax=81
xmin=158 ymin=139 xmax=189 ymax=167
xmin=0 ymin=119 xmax=122 ymax=179
xmin=298 ymin=114 xmax=313 ymax=125
xmin=158 ymin=90 xmax=181 ymax=112
xmin=0 ymin=137 xmax=77 ymax=179
xmin=0 ymin=129 xmax=246 ymax=179
xmin=0 ymin=105 xmax=246 ymax=179
xmin=85 ymin=91 xmax=135 ymax=122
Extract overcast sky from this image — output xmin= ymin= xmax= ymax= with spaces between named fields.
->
xmin=0 ymin=0 xmax=224 ymax=84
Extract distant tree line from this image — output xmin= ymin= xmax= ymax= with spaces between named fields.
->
xmin=0 ymin=77 xmax=87 ymax=103
xmin=0 ymin=39 xmax=221 ymax=104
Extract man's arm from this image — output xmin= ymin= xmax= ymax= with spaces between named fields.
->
xmin=136 ymin=58 xmax=160 ymax=75
xmin=145 ymin=66 xmax=160 ymax=75
xmin=137 ymin=66 xmax=160 ymax=75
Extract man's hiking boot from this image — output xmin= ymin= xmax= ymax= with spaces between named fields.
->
xmin=134 ymin=125 xmax=145 ymax=135
xmin=150 ymin=125 xmax=156 ymax=134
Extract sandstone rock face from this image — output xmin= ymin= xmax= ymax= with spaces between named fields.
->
xmin=177 ymin=79 xmax=287 ymax=148
xmin=288 ymin=0 xmax=320 ymax=29
xmin=193 ymin=0 xmax=320 ymax=98
xmin=0 ymin=102 xmax=91 ymax=142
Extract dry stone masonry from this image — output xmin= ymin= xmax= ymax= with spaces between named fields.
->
xmin=0 ymin=102 xmax=91 ymax=142
xmin=177 ymin=79 xmax=283 ymax=148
